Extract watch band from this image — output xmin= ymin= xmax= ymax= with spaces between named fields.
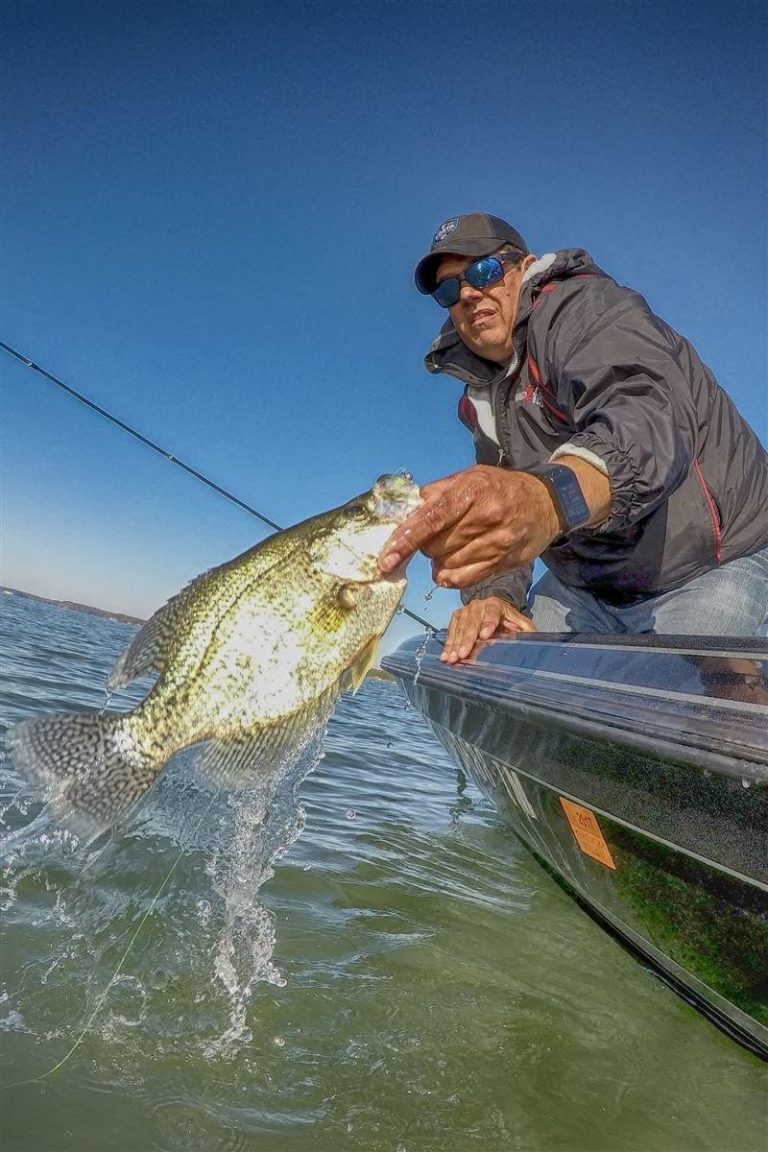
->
xmin=526 ymin=464 xmax=591 ymax=535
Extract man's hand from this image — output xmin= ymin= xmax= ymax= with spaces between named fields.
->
xmin=378 ymin=465 xmax=561 ymax=588
xmin=441 ymin=597 xmax=535 ymax=664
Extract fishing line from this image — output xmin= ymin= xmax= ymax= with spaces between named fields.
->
xmin=0 ymin=788 xmax=218 ymax=1092
xmin=0 ymin=341 xmax=435 ymax=631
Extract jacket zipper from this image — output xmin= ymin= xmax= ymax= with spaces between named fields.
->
xmin=694 ymin=459 xmax=722 ymax=565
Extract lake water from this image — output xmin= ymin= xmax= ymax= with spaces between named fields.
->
xmin=0 ymin=592 xmax=765 ymax=1151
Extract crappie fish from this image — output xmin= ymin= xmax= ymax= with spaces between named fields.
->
xmin=8 ymin=473 xmax=421 ymax=838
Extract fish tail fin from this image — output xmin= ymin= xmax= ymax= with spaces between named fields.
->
xmin=8 ymin=711 xmax=162 ymax=839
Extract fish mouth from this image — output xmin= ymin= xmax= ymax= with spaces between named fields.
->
xmin=371 ymin=472 xmax=422 ymax=523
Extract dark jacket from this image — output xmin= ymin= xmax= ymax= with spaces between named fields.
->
xmin=424 ymin=249 xmax=768 ymax=610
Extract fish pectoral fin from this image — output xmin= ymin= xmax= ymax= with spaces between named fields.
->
xmin=341 ymin=636 xmax=380 ymax=696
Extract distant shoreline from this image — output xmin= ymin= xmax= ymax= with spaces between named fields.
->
xmin=0 ymin=586 xmax=145 ymax=627
xmin=0 ymin=586 xmax=396 ymax=679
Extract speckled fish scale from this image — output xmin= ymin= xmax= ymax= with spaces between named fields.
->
xmin=9 ymin=474 xmax=421 ymax=839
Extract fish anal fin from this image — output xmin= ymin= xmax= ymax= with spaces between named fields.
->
xmin=194 ymin=691 xmax=338 ymax=789
xmin=193 ymin=681 xmax=340 ymax=792
xmin=195 ymin=728 xmax=292 ymax=788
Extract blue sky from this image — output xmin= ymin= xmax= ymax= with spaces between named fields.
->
xmin=1 ymin=0 xmax=766 ymax=657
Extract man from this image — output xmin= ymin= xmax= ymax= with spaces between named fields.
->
xmin=378 ymin=212 xmax=768 ymax=661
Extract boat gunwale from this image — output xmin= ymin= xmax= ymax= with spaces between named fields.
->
xmin=383 ymin=634 xmax=768 ymax=783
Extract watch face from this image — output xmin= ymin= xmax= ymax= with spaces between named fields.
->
xmin=559 ymin=471 xmax=591 ymax=529
xmin=531 ymin=465 xmax=590 ymax=533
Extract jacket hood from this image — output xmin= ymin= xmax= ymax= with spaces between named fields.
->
xmin=423 ymin=248 xmax=603 ymax=387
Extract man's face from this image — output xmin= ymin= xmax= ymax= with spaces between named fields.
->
xmin=436 ymin=249 xmax=534 ymax=364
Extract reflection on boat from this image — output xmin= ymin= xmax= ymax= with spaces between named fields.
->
xmin=383 ymin=633 xmax=768 ymax=1059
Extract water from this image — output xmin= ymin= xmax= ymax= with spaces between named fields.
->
xmin=1 ymin=593 xmax=765 ymax=1151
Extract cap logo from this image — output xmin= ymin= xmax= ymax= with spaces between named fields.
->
xmin=433 ymin=217 xmax=458 ymax=244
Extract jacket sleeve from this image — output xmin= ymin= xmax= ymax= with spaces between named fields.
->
xmin=459 ymin=565 xmax=533 ymax=612
xmin=530 ymin=278 xmax=701 ymax=532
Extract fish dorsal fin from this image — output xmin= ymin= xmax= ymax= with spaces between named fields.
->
xmin=108 ymin=533 xmax=307 ymax=691
xmin=108 ymin=596 xmax=186 ymax=689
xmin=341 ymin=635 xmax=380 ymax=696
xmin=106 ymin=564 xmax=221 ymax=689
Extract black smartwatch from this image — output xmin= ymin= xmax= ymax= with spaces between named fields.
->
xmin=526 ymin=463 xmax=591 ymax=536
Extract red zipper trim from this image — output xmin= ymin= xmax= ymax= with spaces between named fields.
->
xmin=526 ymin=353 xmax=568 ymax=423
xmin=694 ymin=459 xmax=722 ymax=564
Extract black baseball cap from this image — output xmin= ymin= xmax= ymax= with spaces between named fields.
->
xmin=414 ymin=212 xmax=529 ymax=295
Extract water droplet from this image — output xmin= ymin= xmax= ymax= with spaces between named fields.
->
xmin=741 ymin=778 xmax=751 ymax=789
xmin=344 ymin=809 xmax=356 ymax=820
xmin=273 ymin=1035 xmax=285 ymax=1047
xmin=413 ymin=630 xmax=431 ymax=687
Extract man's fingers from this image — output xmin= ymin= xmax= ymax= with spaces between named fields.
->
xmin=441 ymin=598 xmax=535 ymax=664
xmin=431 ymin=559 xmax=498 ymax=588
xmin=453 ymin=602 xmax=497 ymax=655
xmin=379 ymin=487 xmax=468 ymax=572
xmin=479 ymin=609 xmax=503 ymax=637
xmin=441 ymin=599 xmax=504 ymax=663
xmin=499 ymin=604 xmax=536 ymax=634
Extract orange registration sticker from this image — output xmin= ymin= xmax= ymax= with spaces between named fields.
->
xmin=559 ymin=798 xmax=616 ymax=870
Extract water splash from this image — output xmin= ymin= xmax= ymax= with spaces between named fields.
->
xmin=1 ymin=707 xmax=332 ymax=1070
xmin=1 ymin=803 xmax=88 ymax=912
xmin=203 ymin=725 xmax=329 ymax=1058
xmin=412 ymin=629 xmax=434 ymax=688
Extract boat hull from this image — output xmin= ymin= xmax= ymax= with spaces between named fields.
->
xmin=383 ymin=633 xmax=768 ymax=1058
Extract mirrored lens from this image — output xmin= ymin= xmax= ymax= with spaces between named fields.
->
xmin=432 ymin=256 xmax=506 ymax=308
xmin=433 ymin=277 xmax=461 ymax=308
xmin=466 ymin=257 xmax=505 ymax=289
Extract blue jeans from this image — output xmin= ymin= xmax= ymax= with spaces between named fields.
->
xmin=529 ymin=545 xmax=768 ymax=636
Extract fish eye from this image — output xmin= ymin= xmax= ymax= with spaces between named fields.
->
xmin=345 ymin=501 xmax=365 ymax=517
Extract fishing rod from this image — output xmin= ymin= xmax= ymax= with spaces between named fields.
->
xmin=0 ymin=340 xmax=435 ymax=631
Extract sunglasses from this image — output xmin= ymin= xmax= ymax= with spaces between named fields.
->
xmin=432 ymin=251 xmax=522 ymax=308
